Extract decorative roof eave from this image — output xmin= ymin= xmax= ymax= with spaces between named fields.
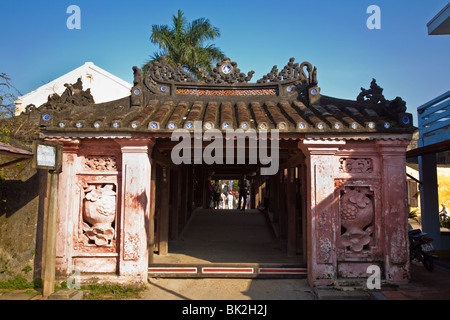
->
xmin=8 ymin=57 xmax=414 ymax=142
xmin=39 ymin=130 xmax=413 ymax=143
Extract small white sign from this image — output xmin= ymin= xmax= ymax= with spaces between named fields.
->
xmin=37 ymin=145 xmax=56 ymax=168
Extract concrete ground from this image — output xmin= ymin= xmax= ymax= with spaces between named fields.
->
xmin=141 ymin=278 xmax=316 ymax=300
xmin=4 ymin=211 xmax=450 ymax=301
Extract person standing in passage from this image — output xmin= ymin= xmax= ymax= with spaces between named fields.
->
xmin=207 ymin=176 xmax=214 ymax=209
xmin=227 ymin=191 xmax=234 ymax=209
xmin=220 ymin=191 xmax=227 ymax=209
xmin=213 ymin=181 xmax=221 ymax=209
xmin=238 ymin=174 xmax=249 ymax=211
xmin=440 ymin=203 xmax=449 ymax=221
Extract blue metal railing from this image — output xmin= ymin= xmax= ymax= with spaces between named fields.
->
xmin=417 ymin=90 xmax=450 ymax=148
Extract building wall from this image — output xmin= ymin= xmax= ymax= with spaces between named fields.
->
xmin=15 ymin=62 xmax=132 ymax=115
xmin=0 ymin=157 xmax=41 ymax=282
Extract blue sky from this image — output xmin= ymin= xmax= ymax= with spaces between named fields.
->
xmin=1 ymin=0 xmax=449 ymax=124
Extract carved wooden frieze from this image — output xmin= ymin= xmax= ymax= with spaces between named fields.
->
xmin=340 ymin=186 xmax=374 ymax=253
xmin=84 ymin=156 xmax=117 ymax=171
xmin=339 ymin=158 xmax=373 ymax=173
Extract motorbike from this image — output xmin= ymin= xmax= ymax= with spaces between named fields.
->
xmin=409 ymin=228 xmax=438 ymax=271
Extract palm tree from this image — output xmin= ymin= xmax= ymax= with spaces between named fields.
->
xmin=143 ymin=10 xmax=225 ymax=80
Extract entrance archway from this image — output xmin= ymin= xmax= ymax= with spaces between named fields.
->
xmin=149 ymin=139 xmax=308 ymax=278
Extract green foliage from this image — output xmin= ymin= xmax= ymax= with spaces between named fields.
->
xmin=82 ymin=283 xmax=145 ymax=300
xmin=0 ymin=276 xmax=34 ymax=290
xmin=144 ymin=9 xmax=225 ymax=80
xmin=0 ymin=126 xmax=10 ymax=144
xmin=0 ymin=73 xmax=20 ymax=119
xmin=409 ymin=209 xmax=419 ymax=222
xmin=440 ymin=219 xmax=450 ymax=230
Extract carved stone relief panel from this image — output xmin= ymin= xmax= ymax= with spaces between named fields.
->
xmin=81 ymin=183 xmax=117 ymax=247
xmin=84 ymin=155 xmax=117 ymax=171
xmin=339 ymin=158 xmax=373 ymax=174
xmin=340 ymin=186 xmax=374 ymax=253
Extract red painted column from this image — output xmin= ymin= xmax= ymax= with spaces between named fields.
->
xmin=300 ymin=139 xmax=345 ymax=287
xmin=117 ymin=138 xmax=154 ymax=283
xmin=376 ymin=139 xmax=410 ymax=284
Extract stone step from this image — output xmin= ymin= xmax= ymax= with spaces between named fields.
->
xmin=148 ymin=264 xmax=307 ymax=278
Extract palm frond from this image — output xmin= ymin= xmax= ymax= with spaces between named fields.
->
xmin=145 ymin=10 xmax=225 ymax=80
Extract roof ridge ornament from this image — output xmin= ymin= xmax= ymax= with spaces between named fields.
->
xmin=139 ymin=56 xmax=317 ymax=86
xmin=357 ymin=78 xmax=386 ymax=104
xmin=204 ymin=57 xmax=255 ymax=84
xmin=356 ymin=78 xmax=409 ymax=124
xmin=256 ymin=58 xmax=318 ymax=86
xmin=37 ymin=77 xmax=95 ymax=112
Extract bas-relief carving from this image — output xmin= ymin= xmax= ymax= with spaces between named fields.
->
xmin=84 ymin=155 xmax=117 ymax=171
xmin=82 ymin=183 xmax=117 ymax=247
xmin=339 ymin=158 xmax=373 ymax=173
xmin=340 ymin=187 xmax=374 ymax=253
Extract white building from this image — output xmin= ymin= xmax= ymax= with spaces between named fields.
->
xmin=14 ymin=62 xmax=132 ymax=115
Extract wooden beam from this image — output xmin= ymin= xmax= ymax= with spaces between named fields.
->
xmin=152 ymin=149 xmax=177 ymax=169
xmin=281 ymin=151 xmax=305 ymax=169
xmin=159 ymin=166 xmax=170 ymax=255
xmin=42 ymin=171 xmax=59 ymax=298
xmin=148 ymin=160 xmax=156 ymax=264
xmin=286 ymin=167 xmax=297 ymax=257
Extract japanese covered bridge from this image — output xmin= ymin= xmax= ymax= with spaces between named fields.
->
xmin=18 ymin=57 xmax=414 ymax=288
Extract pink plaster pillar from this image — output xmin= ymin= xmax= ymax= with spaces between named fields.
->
xmin=300 ymin=139 xmax=346 ymax=287
xmin=117 ymin=138 xmax=154 ymax=283
xmin=55 ymin=139 xmax=80 ymax=277
xmin=376 ymin=139 xmax=410 ymax=284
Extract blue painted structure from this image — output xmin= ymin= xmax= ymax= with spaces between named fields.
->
xmin=418 ymin=90 xmax=450 ymax=148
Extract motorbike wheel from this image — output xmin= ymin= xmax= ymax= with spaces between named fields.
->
xmin=422 ymin=253 xmax=434 ymax=272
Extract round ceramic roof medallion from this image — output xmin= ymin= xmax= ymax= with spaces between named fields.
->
xmin=334 ymin=123 xmax=341 ymax=129
xmin=185 ymin=122 xmax=193 ymax=130
xmin=76 ymin=122 xmax=83 ymax=128
xmin=131 ymin=122 xmax=139 ymax=129
xmin=59 ymin=122 xmax=66 ymax=128
xmin=112 ymin=122 xmax=120 ymax=128
xmin=368 ymin=122 xmax=376 ymax=129
xmin=42 ymin=114 xmax=51 ymax=121
xmin=287 ymin=86 xmax=295 ymax=92
xmin=150 ymin=122 xmax=159 ymax=129
xmin=384 ymin=122 xmax=391 ymax=129
xmin=317 ymin=123 xmax=324 ymax=130
xmin=168 ymin=122 xmax=176 ymax=130
xmin=298 ymin=123 xmax=306 ymax=130
xmin=221 ymin=64 xmax=232 ymax=74
xmin=402 ymin=116 xmax=410 ymax=125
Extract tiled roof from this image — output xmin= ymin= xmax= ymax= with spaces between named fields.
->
xmin=0 ymin=141 xmax=33 ymax=158
xmin=14 ymin=57 xmax=414 ymax=138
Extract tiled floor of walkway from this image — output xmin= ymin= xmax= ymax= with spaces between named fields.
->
xmin=153 ymin=209 xmax=303 ymax=265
